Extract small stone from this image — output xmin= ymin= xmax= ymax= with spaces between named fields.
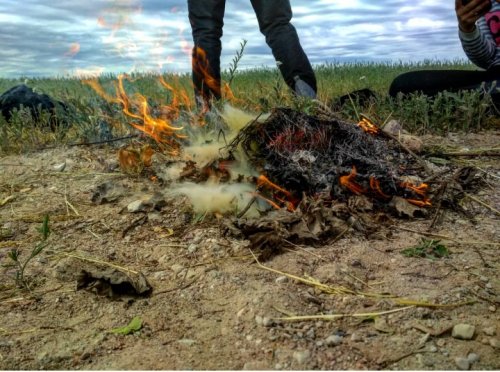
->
xmin=479 ymin=276 xmax=488 ymax=282
xmin=170 ymin=264 xmax=184 ymax=275
xmin=262 ymin=317 xmax=273 ymax=327
xmin=293 ymin=350 xmax=311 ymax=365
xmin=53 ymin=162 xmax=66 ymax=172
xmin=436 ymin=339 xmax=446 ymax=347
xmin=177 ymin=339 xmax=196 ymax=346
xmin=429 ymin=345 xmax=438 ymax=353
xmin=483 ymin=326 xmax=496 ymax=336
xmin=417 ymin=354 xmax=434 ymax=367
xmin=315 ymin=341 xmax=324 ymax=347
xmin=488 ymin=305 xmax=496 ymax=312
xmin=489 ymin=338 xmax=500 ymax=349
xmin=275 ymin=276 xmax=288 ymax=284
xmin=452 ymin=324 xmax=475 ymax=340
xmin=325 ymin=335 xmax=343 ymax=346
xmin=127 ymin=200 xmax=147 ymax=213
xmin=274 ymin=363 xmax=283 ymax=370
xmin=467 ymin=353 xmax=480 ymax=363
xmin=485 ymin=283 xmax=493 ymax=289
xmin=350 ymin=332 xmax=363 ymax=342
xmin=255 ymin=315 xmax=263 ymax=326
xmin=187 ymin=243 xmax=198 ymax=253
xmin=454 ymin=357 xmax=470 ymax=370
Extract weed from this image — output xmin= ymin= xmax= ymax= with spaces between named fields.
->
xmin=7 ymin=215 xmax=50 ymax=290
xmin=401 ymin=238 xmax=449 ymax=260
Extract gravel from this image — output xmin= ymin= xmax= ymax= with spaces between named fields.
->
xmin=452 ymin=324 xmax=475 ymax=340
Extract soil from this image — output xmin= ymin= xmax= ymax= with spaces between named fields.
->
xmin=0 ymin=130 xmax=498 ymax=370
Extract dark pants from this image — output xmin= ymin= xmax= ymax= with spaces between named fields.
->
xmin=187 ymin=0 xmax=317 ymax=103
xmin=389 ymin=67 xmax=500 ymax=109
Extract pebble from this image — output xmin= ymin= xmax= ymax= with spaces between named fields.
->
xmin=127 ymin=200 xmax=147 ymax=213
xmin=428 ymin=345 xmax=438 ymax=353
xmin=485 ymin=283 xmax=493 ymax=289
xmin=293 ymin=350 xmax=311 ymax=365
xmin=255 ymin=315 xmax=263 ymax=326
xmin=452 ymin=324 xmax=475 ymax=340
xmin=316 ymin=341 xmax=324 ymax=347
xmin=275 ymin=276 xmax=288 ymax=284
xmin=177 ymin=339 xmax=196 ymax=346
xmin=489 ymin=338 xmax=500 ymax=349
xmin=488 ymin=306 xmax=496 ymax=312
xmin=262 ymin=317 xmax=273 ymax=327
xmin=187 ymin=243 xmax=198 ymax=253
xmin=350 ymin=332 xmax=363 ymax=342
xmin=417 ymin=354 xmax=434 ymax=367
xmin=325 ymin=335 xmax=343 ymax=346
xmin=274 ymin=363 xmax=283 ymax=370
xmin=479 ymin=276 xmax=488 ymax=282
xmin=53 ymin=162 xmax=66 ymax=172
xmin=436 ymin=339 xmax=446 ymax=347
xmin=483 ymin=326 xmax=496 ymax=336
xmin=454 ymin=357 xmax=470 ymax=370
xmin=467 ymin=353 xmax=480 ymax=363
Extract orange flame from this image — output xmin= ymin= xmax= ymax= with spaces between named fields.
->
xmin=369 ymin=177 xmax=390 ymax=199
xmin=340 ymin=166 xmax=366 ymax=195
xmin=83 ymin=74 xmax=186 ymax=155
xmin=192 ymin=46 xmax=221 ymax=99
xmin=400 ymin=182 xmax=432 ymax=207
xmin=357 ymin=116 xmax=380 ymax=135
xmin=256 ymin=175 xmax=297 ymax=211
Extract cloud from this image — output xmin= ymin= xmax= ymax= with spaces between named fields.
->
xmin=0 ymin=0 xmax=469 ymax=78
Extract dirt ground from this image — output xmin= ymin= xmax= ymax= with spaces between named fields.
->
xmin=0 ymin=130 xmax=499 ymax=370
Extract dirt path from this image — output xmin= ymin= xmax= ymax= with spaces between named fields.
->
xmin=0 ymin=131 xmax=499 ymax=370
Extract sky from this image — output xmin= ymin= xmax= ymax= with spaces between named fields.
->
xmin=0 ymin=0 xmax=469 ymax=78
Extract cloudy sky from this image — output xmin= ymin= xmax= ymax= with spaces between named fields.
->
xmin=0 ymin=0 xmax=468 ymax=78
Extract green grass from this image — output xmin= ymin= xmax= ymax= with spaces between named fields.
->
xmin=0 ymin=60 xmax=498 ymax=154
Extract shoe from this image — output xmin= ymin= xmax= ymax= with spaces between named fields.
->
xmin=294 ymin=76 xmax=317 ymax=99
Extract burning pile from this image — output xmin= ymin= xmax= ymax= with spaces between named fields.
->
xmin=229 ymin=107 xmax=431 ymax=210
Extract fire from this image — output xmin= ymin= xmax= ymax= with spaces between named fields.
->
xmin=83 ymin=74 xmax=186 ymax=155
xmin=339 ymin=166 xmax=366 ymax=195
xmin=369 ymin=177 xmax=390 ymax=199
xmin=357 ymin=115 xmax=380 ymax=135
xmin=400 ymin=182 xmax=432 ymax=207
xmin=256 ymin=175 xmax=297 ymax=211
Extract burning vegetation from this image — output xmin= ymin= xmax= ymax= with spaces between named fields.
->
xmin=82 ymin=70 xmax=486 ymax=259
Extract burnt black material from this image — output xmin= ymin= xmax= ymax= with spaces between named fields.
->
xmin=237 ymin=108 xmax=425 ymax=203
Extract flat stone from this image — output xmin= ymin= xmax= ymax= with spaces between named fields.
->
xmin=483 ymin=326 xmax=496 ymax=336
xmin=293 ymin=350 xmax=311 ymax=365
xmin=325 ymin=335 xmax=343 ymax=346
xmin=127 ymin=200 xmax=147 ymax=213
xmin=467 ymin=353 xmax=480 ymax=363
xmin=275 ymin=276 xmax=288 ymax=284
xmin=489 ymin=338 xmax=500 ymax=349
xmin=452 ymin=324 xmax=475 ymax=340
xmin=454 ymin=357 xmax=470 ymax=370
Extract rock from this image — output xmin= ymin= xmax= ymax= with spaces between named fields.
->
xmin=488 ymin=305 xmax=496 ymax=312
xmin=467 ymin=353 xmax=480 ymax=363
xmin=417 ymin=354 xmax=434 ymax=367
xmin=262 ymin=317 xmax=273 ymax=327
xmin=177 ymin=339 xmax=196 ymax=346
xmin=489 ymin=338 xmax=500 ymax=349
xmin=400 ymin=134 xmax=423 ymax=153
xmin=483 ymin=326 xmax=496 ymax=336
xmin=454 ymin=357 xmax=470 ymax=370
xmin=275 ymin=276 xmax=288 ymax=284
xmin=452 ymin=324 xmax=475 ymax=340
xmin=293 ymin=350 xmax=311 ymax=365
xmin=53 ymin=162 xmax=66 ymax=172
xmin=187 ymin=244 xmax=198 ymax=254
xmin=428 ymin=345 xmax=438 ymax=353
xmin=255 ymin=315 xmax=263 ymax=326
xmin=0 ymin=84 xmax=68 ymax=128
xmin=350 ymin=332 xmax=363 ymax=342
xmin=382 ymin=119 xmax=403 ymax=136
xmin=127 ymin=200 xmax=147 ymax=213
xmin=325 ymin=335 xmax=343 ymax=346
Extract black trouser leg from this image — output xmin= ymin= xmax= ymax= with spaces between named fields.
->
xmin=389 ymin=67 xmax=500 ymax=109
xmin=188 ymin=0 xmax=226 ymax=104
xmin=250 ymin=0 xmax=317 ymax=93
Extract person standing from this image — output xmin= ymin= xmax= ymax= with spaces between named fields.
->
xmin=389 ymin=0 xmax=500 ymax=109
xmin=187 ymin=0 xmax=317 ymax=109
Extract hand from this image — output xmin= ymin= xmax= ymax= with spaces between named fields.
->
xmin=456 ymin=0 xmax=492 ymax=33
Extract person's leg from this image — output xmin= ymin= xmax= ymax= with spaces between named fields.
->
xmin=389 ymin=69 xmax=499 ymax=97
xmin=188 ymin=0 xmax=226 ymax=106
xmin=250 ymin=0 xmax=317 ymax=97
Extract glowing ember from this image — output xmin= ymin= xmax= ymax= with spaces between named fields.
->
xmin=369 ymin=177 xmax=390 ymax=199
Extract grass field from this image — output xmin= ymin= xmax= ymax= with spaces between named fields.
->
xmin=0 ymin=60 xmax=497 ymax=154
